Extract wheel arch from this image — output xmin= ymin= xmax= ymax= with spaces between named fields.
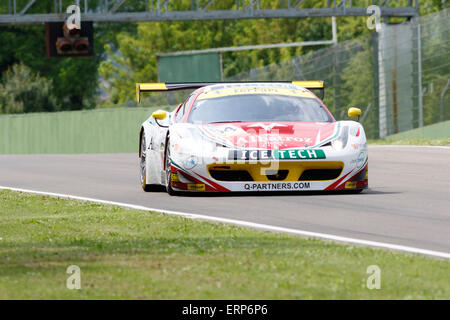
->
xmin=163 ymin=131 xmax=170 ymax=171
xmin=139 ymin=127 xmax=145 ymax=158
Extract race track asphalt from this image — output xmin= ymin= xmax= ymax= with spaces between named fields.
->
xmin=1 ymin=145 xmax=449 ymax=253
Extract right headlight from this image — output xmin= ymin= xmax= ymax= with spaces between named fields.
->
xmin=331 ymin=126 xmax=349 ymax=151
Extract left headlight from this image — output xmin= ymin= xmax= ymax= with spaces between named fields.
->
xmin=173 ymin=134 xmax=227 ymax=159
xmin=331 ymin=126 xmax=349 ymax=151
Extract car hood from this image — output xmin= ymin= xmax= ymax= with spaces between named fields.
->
xmin=193 ymin=121 xmax=338 ymax=149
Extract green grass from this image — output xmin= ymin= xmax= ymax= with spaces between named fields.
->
xmin=0 ymin=190 xmax=448 ymax=299
xmin=369 ymin=138 xmax=450 ymax=146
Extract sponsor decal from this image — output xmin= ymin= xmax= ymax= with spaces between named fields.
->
xmin=276 ymin=149 xmax=325 ymax=160
xmin=356 ymin=151 xmax=367 ymax=169
xmin=229 ymin=149 xmax=326 ymax=160
xmin=206 ymin=124 xmax=242 ymax=136
xmin=171 ymin=173 xmax=180 ymax=182
xmin=183 ymin=155 xmax=199 ymax=169
xmin=345 ymin=181 xmax=357 ymax=189
xmin=247 ymin=123 xmax=288 ymax=131
xmin=187 ymin=183 xmax=205 ymax=191
xmin=225 ymin=135 xmax=314 ymax=147
xmin=244 ymin=182 xmax=311 ymax=191
xmin=197 ymin=87 xmax=314 ymax=100
xmin=350 ymin=126 xmax=359 ymax=136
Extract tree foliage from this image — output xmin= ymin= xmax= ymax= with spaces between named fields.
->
xmin=0 ymin=62 xmax=58 ymax=114
xmin=99 ymin=0 xmax=343 ymax=104
xmin=99 ymin=0 xmax=446 ymax=106
xmin=0 ymin=0 xmax=446 ymax=112
xmin=0 ymin=0 xmax=136 ymax=112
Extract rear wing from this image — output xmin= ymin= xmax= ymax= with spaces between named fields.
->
xmin=136 ymin=80 xmax=324 ymax=103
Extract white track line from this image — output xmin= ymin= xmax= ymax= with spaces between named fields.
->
xmin=369 ymin=145 xmax=450 ymax=149
xmin=1 ymin=185 xmax=449 ymax=260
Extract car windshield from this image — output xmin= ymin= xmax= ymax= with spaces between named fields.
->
xmin=188 ymin=94 xmax=333 ymax=123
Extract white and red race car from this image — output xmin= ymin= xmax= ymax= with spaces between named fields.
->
xmin=137 ymin=81 xmax=368 ymax=195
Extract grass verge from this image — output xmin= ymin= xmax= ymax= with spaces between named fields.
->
xmin=368 ymin=138 xmax=450 ymax=146
xmin=0 ymin=190 xmax=448 ymax=299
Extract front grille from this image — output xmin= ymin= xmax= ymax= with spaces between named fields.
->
xmin=299 ymin=169 xmax=342 ymax=181
xmin=209 ymin=170 xmax=253 ymax=181
xmin=266 ymin=170 xmax=289 ymax=181
xmin=208 ymin=161 xmax=344 ymax=182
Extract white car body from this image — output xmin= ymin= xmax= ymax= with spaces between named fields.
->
xmin=138 ymin=82 xmax=368 ymax=194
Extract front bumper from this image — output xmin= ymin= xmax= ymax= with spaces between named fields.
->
xmin=168 ymin=147 xmax=368 ymax=192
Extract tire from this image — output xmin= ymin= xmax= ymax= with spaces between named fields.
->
xmin=164 ymin=136 xmax=177 ymax=196
xmin=348 ymin=188 xmax=364 ymax=194
xmin=140 ymin=135 xmax=159 ymax=192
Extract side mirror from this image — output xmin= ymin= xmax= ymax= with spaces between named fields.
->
xmin=348 ymin=107 xmax=362 ymax=120
xmin=152 ymin=110 xmax=167 ymax=120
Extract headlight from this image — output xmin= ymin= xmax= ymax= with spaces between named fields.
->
xmin=173 ymin=135 xmax=225 ymax=159
xmin=331 ymin=126 xmax=349 ymax=151
xmin=172 ymin=128 xmax=206 ymax=156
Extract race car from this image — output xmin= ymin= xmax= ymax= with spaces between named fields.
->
xmin=137 ymin=81 xmax=368 ymax=195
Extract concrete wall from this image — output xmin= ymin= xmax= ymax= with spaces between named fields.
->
xmin=0 ymin=107 xmax=158 ymax=154
xmin=386 ymin=120 xmax=450 ymax=140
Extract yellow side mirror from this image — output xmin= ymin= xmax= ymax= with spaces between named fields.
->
xmin=152 ymin=110 xmax=167 ymax=120
xmin=348 ymin=107 xmax=362 ymax=118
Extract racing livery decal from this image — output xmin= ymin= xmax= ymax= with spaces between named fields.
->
xmin=229 ymin=149 xmax=326 ymax=160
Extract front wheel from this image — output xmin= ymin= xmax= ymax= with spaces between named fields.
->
xmin=165 ymin=136 xmax=177 ymax=196
xmin=348 ymin=189 xmax=364 ymax=194
xmin=140 ymin=135 xmax=159 ymax=192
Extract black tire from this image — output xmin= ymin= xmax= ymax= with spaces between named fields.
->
xmin=140 ymin=135 xmax=159 ymax=192
xmin=348 ymin=188 xmax=364 ymax=194
xmin=165 ymin=136 xmax=177 ymax=196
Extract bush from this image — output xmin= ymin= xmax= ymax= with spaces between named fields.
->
xmin=0 ymin=62 xmax=58 ymax=114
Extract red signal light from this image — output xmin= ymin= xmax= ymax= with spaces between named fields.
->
xmin=73 ymin=38 xmax=89 ymax=51
xmin=56 ymin=38 xmax=73 ymax=52
xmin=46 ymin=21 xmax=93 ymax=57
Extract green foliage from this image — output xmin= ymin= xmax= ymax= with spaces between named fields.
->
xmin=369 ymin=138 xmax=450 ymax=146
xmin=98 ymin=0 xmax=443 ymax=106
xmin=0 ymin=0 xmax=446 ymax=112
xmin=340 ymin=38 xmax=378 ymax=136
xmin=0 ymin=20 xmax=136 ymax=112
xmin=0 ymin=25 xmax=97 ymax=111
xmin=99 ymin=0 xmax=343 ymax=105
xmin=420 ymin=11 xmax=450 ymax=124
xmin=0 ymin=62 xmax=58 ymax=114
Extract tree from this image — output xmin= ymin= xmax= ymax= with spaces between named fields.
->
xmin=1 ymin=0 xmax=444 ymax=111
xmin=0 ymin=62 xmax=58 ymax=114
xmin=99 ymin=0 xmax=340 ymax=105
xmin=0 ymin=0 xmax=136 ymax=112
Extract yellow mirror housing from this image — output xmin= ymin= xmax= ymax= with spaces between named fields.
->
xmin=348 ymin=107 xmax=362 ymax=118
xmin=152 ymin=110 xmax=167 ymax=120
